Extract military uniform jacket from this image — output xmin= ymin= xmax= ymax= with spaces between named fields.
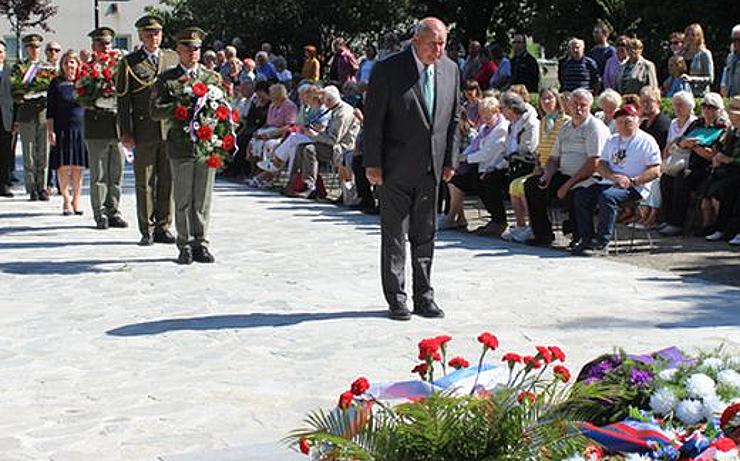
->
xmin=150 ymin=65 xmax=221 ymax=160
xmin=116 ymin=48 xmax=178 ymax=144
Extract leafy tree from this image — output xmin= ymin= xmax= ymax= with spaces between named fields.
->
xmin=0 ymin=0 xmax=58 ymax=58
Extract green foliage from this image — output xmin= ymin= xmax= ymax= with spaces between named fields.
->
xmin=287 ymin=381 xmax=623 ymax=461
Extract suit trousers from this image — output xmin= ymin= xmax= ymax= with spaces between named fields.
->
xmin=170 ymin=156 xmax=215 ymax=250
xmin=86 ymin=138 xmax=124 ymax=220
xmin=0 ymin=125 xmax=12 ymax=189
xmin=296 ymin=142 xmax=334 ymax=186
xmin=19 ymin=118 xmax=47 ymax=194
xmin=380 ymin=173 xmax=437 ymax=308
xmin=524 ymin=172 xmax=577 ymax=242
xmin=134 ymin=140 xmax=173 ymax=236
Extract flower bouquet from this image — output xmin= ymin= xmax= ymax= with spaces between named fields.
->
xmin=171 ymin=76 xmax=240 ymax=170
xmin=287 ymin=332 xmax=618 ymax=461
xmin=75 ymin=50 xmax=121 ymax=110
xmin=10 ymin=61 xmax=56 ymax=101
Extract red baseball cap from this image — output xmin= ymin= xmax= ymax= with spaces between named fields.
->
xmin=614 ymin=104 xmax=639 ymax=118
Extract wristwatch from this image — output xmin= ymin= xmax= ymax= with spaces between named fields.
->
xmin=629 ymin=177 xmax=638 ymax=187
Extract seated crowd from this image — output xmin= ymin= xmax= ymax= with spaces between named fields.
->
xmin=217 ymin=21 xmax=740 ymax=254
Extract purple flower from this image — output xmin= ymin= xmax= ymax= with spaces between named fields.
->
xmin=629 ymin=367 xmax=654 ymax=387
xmin=586 ymin=359 xmax=617 ymax=381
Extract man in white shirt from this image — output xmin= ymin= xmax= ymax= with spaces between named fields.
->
xmin=573 ymin=104 xmax=661 ymax=255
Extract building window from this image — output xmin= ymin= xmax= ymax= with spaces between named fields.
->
xmin=114 ymin=35 xmax=130 ymax=51
xmin=3 ymin=36 xmax=20 ymax=60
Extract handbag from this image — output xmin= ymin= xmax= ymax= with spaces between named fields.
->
xmin=662 ymin=143 xmax=690 ymax=176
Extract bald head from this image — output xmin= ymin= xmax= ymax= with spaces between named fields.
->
xmin=413 ymin=17 xmax=448 ymax=66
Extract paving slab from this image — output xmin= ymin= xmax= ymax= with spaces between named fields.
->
xmin=0 ymin=169 xmax=738 ymax=460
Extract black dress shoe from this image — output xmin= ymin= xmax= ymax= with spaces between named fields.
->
xmin=108 ymin=215 xmax=128 ymax=228
xmin=177 ymin=247 xmax=193 ymax=265
xmin=153 ymin=229 xmax=176 ymax=244
xmin=74 ymin=210 xmax=84 ymax=216
xmin=413 ymin=300 xmax=445 ymax=319
xmin=96 ymin=216 xmax=109 ymax=229
xmin=388 ymin=305 xmax=412 ymax=321
xmin=38 ymin=189 xmax=50 ymax=201
xmin=29 ymin=190 xmax=38 ymax=201
xmin=63 ymin=210 xmax=73 ymax=216
xmin=138 ymin=234 xmax=154 ymax=246
xmin=193 ymin=246 xmax=215 ymax=263
xmin=525 ymin=237 xmax=554 ymax=247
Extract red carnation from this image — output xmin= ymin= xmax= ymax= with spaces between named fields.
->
xmin=517 ymin=391 xmax=537 ymax=404
xmin=477 ymin=332 xmax=499 ymax=351
xmin=192 ymin=81 xmax=208 ymax=96
xmin=435 ymin=335 xmax=452 ymax=348
xmin=553 ymin=365 xmax=571 ymax=382
xmin=196 ymin=125 xmax=214 ymax=141
xmin=584 ymin=445 xmax=605 ymax=459
xmin=350 ymin=377 xmax=370 ymax=396
xmin=174 ymin=104 xmax=189 ymax=121
xmin=536 ymin=346 xmax=553 ymax=364
xmin=338 ymin=390 xmax=354 ymax=410
xmin=502 ymin=352 xmax=523 ymax=364
xmin=448 ymin=356 xmax=470 ymax=370
xmin=298 ymin=437 xmax=310 ymax=455
xmin=215 ymin=105 xmax=229 ymax=121
xmin=523 ymin=355 xmax=542 ymax=369
xmin=549 ymin=346 xmax=566 ymax=362
xmin=418 ymin=337 xmax=441 ymax=361
xmin=206 ymin=155 xmax=223 ymax=169
xmin=232 ymin=108 xmax=240 ymax=123
xmin=412 ymin=363 xmax=429 ymax=376
xmin=221 ymin=134 xmax=236 ymax=151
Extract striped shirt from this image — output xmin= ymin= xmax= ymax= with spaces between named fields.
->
xmin=559 ymin=57 xmax=601 ymax=92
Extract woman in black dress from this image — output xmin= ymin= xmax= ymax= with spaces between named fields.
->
xmin=46 ymin=50 xmax=88 ymax=215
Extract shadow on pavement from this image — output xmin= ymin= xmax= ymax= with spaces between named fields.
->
xmin=0 ymin=224 xmax=94 ymax=235
xmin=0 ymin=257 xmax=173 ymax=275
xmin=0 ymin=241 xmax=138 ymax=250
xmin=106 ymin=310 xmax=389 ymax=336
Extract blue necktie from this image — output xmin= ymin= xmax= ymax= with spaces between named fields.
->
xmin=421 ymin=65 xmax=434 ymax=117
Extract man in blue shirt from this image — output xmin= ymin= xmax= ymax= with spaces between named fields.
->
xmin=721 ymin=25 xmax=740 ymax=97
xmin=588 ymin=21 xmax=616 ymax=77
xmin=559 ymin=38 xmax=601 ymax=92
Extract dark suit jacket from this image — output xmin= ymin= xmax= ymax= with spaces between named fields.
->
xmin=363 ymin=46 xmax=459 ymax=184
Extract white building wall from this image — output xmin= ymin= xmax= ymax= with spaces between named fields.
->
xmin=1 ymin=0 xmax=160 ymax=60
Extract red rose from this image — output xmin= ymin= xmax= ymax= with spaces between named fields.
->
xmin=99 ymin=53 xmax=109 ymax=62
xmin=102 ymin=67 xmax=112 ymax=81
xmin=215 ymin=105 xmax=229 ymax=121
xmin=711 ymin=437 xmax=737 ymax=452
xmin=231 ymin=108 xmax=240 ymax=123
xmin=412 ymin=363 xmax=429 ymax=376
xmin=477 ymin=332 xmax=499 ymax=351
xmin=338 ymin=390 xmax=354 ymax=410
xmin=77 ymin=86 xmax=87 ymax=96
xmin=549 ymin=346 xmax=566 ymax=362
xmin=192 ymin=81 xmax=208 ymax=97
xmin=418 ymin=337 xmax=441 ymax=361
xmin=536 ymin=346 xmax=553 ymax=364
xmin=350 ymin=377 xmax=370 ymax=396
xmin=206 ymin=155 xmax=223 ymax=169
xmin=196 ymin=125 xmax=213 ymax=141
xmin=298 ymin=437 xmax=310 ymax=455
xmin=448 ymin=356 xmax=469 ymax=369
xmin=502 ymin=352 xmax=523 ymax=364
xmin=517 ymin=391 xmax=537 ymax=404
xmin=584 ymin=445 xmax=605 ymax=459
xmin=91 ymin=70 xmax=100 ymax=79
xmin=221 ymin=134 xmax=236 ymax=151
xmin=174 ymin=105 xmax=189 ymax=121
xmin=553 ymin=365 xmax=571 ymax=382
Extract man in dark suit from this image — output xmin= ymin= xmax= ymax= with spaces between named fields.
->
xmin=364 ymin=17 xmax=459 ymax=321
xmin=0 ymin=39 xmax=14 ymax=197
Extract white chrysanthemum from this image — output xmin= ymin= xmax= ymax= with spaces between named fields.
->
xmin=686 ymin=373 xmax=717 ymax=399
xmin=718 ymin=369 xmax=740 ymax=389
xmin=624 ymin=455 xmax=652 ymax=461
xmin=207 ymin=86 xmax=224 ymax=101
xmin=716 ymin=450 xmax=740 ymax=461
xmin=562 ymin=456 xmax=586 ymax=461
xmin=676 ymin=399 xmax=705 ymax=425
xmin=184 ymin=86 xmax=193 ymax=95
xmin=650 ymin=387 xmax=678 ymax=415
xmin=658 ymin=368 xmax=679 ymax=381
xmin=701 ymin=357 xmax=724 ymax=371
xmin=702 ymin=394 xmax=727 ymax=420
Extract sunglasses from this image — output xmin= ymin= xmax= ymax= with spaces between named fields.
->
xmin=48 ymin=48 xmax=61 ymax=52
xmin=670 ymin=41 xmax=683 ymax=45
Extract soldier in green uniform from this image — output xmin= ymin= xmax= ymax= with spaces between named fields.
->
xmin=150 ymin=27 xmax=219 ymax=265
xmin=14 ymin=34 xmax=52 ymax=201
xmin=116 ymin=14 xmax=179 ymax=245
xmin=86 ymin=27 xmax=127 ymax=229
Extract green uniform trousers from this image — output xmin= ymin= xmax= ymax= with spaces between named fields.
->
xmin=19 ymin=117 xmax=47 ymax=194
xmin=86 ymin=139 xmax=124 ymax=220
xmin=170 ymin=156 xmax=215 ymax=250
xmin=133 ymin=140 xmax=173 ymax=236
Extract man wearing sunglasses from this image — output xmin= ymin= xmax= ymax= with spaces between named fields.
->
xmin=721 ymin=24 xmax=740 ymax=97
xmin=116 ymin=14 xmax=179 ymax=246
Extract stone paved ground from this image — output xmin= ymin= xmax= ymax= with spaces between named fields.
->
xmin=1 ymin=167 xmax=739 ymax=460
